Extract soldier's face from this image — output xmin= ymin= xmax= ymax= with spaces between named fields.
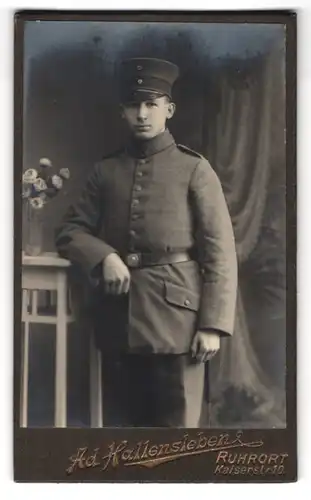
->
xmin=121 ymin=96 xmax=176 ymax=140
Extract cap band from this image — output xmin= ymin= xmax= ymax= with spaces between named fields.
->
xmin=119 ymin=57 xmax=179 ymax=103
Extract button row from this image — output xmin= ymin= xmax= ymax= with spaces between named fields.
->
xmin=129 ymin=162 xmax=148 ymax=246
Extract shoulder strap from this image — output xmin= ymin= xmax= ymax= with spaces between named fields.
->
xmin=177 ymin=144 xmax=204 ymax=159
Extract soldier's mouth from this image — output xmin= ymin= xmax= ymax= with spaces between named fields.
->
xmin=135 ymin=125 xmax=152 ymax=131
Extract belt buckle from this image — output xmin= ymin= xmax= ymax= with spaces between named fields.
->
xmin=126 ymin=253 xmax=141 ymax=268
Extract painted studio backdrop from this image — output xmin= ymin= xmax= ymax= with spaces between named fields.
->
xmin=22 ymin=21 xmax=286 ymax=428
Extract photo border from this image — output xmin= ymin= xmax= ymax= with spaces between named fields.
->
xmin=13 ymin=9 xmax=297 ymax=483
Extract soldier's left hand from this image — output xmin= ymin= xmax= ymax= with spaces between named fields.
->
xmin=191 ymin=330 xmax=220 ymax=363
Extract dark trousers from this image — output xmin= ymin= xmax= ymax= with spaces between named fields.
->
xmin=100 ymin=353 xmax=205 ymax=427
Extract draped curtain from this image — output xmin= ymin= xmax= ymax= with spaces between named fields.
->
xmin=205 ymin=41 xmax=286 ymax=427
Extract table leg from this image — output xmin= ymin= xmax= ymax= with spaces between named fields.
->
xmin=55 ymin=271 xmax=67 ymax=427
xmin=90 ymin=335 xmax=103 ymax=427
xmin=32 ymin=290 xmax=38 ymax=316
xmin=20 ymin=289 xmax=30 ymax=427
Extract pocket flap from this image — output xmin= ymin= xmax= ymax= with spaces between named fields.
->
xmin=164 ymin=282 xmax=200 ymax=311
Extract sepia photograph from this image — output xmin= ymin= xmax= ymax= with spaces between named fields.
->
xmin=14 ymin=11 xmax=295 ymax=482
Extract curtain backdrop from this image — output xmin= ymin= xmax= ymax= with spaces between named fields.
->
xmin=205 ymin=41 xmax=286 ymax=427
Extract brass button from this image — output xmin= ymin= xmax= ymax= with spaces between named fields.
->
xmin=132 ymin=199 xmax=139 ymax=206
xmin=136 ymin=171 xmax=143 ymax=177
xmin=126 ymin=253 xmax=140 ymax=267
xmin=184 ymin=299 xmax=190 ymax=307
xmin=134 ymin=185 xmax=142 ymax=192
xmin=130 ymin=230 xmax=136 ymax=237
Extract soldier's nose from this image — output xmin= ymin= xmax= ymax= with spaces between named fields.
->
xmin=137 ymin=103 xmax=148 ymax=120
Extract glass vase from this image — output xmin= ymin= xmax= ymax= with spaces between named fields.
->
xmin=24 ymin=203 xmax=44 ymax=257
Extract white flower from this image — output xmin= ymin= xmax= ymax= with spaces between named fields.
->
xmin=51 ymin=174 xmax=63 ymax=190
xmin=59 ymin=168 xmax=70 ymax=180
xmin=39 ymin=157 xmax=52 ymax=168
xmin=33 ymin=177 xmax=47 ymax=192
xmin=30 ymin=197 xmax=44 ymax=209
xmin=23 ymin=168 xmax=38 ymax=184
xmin=39 ymin=191 xmax=47 ymax=202
xmin=22 ymin=183 xmax=32 ymax=199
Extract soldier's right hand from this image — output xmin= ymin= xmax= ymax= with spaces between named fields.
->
xmin=102 ymin=253 xmax=131 ymax=295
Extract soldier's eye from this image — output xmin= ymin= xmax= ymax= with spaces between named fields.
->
xmin=125 ymin=102 xmax=139 ymax=109
xmin=146 ymin=102 xmax=157 ymax=108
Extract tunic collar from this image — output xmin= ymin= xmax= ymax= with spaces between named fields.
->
xmin=127 ymin=129 xmax=175 ymax=158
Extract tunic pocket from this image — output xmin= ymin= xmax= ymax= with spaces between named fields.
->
xmin=164 ymin=282 xmax=200 ymax=312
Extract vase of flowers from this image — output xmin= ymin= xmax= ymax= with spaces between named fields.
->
xmin=22 ymin=158 xmax=70 ymax=256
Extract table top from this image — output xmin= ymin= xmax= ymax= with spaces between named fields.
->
xmin=22 ymin=251 xmax=71 ymax=268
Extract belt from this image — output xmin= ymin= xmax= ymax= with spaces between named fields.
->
xmin=124 ymin=251 xmax=191 ymax=269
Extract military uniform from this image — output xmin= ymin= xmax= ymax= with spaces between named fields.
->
xmin=55 ymin=58 xmax=237 ymax=427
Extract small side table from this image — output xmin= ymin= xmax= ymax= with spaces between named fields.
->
xmin=21 ymin=252 xmax=74 ymax=427
xmin=21 ymin=251 xmax=103 ymax=428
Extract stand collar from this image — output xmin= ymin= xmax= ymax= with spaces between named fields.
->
xmin=127 ymin=129 xmax=175 ymax=158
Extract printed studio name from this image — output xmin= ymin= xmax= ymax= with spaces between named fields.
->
xmin=65 ymin=430 xmax=287 ymax=476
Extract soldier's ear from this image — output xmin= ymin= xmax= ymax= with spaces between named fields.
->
xmin=166 ymin=101 xmax=176 ymax=120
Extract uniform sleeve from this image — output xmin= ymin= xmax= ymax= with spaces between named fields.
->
xmin=55 ymin=162 xmax=116 ymax=277
xmin=190 ymin=159 xmax=238 ymax=336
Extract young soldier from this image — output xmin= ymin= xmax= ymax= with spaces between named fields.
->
xmin=55 ymin=58 xmax=237 ymax=427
